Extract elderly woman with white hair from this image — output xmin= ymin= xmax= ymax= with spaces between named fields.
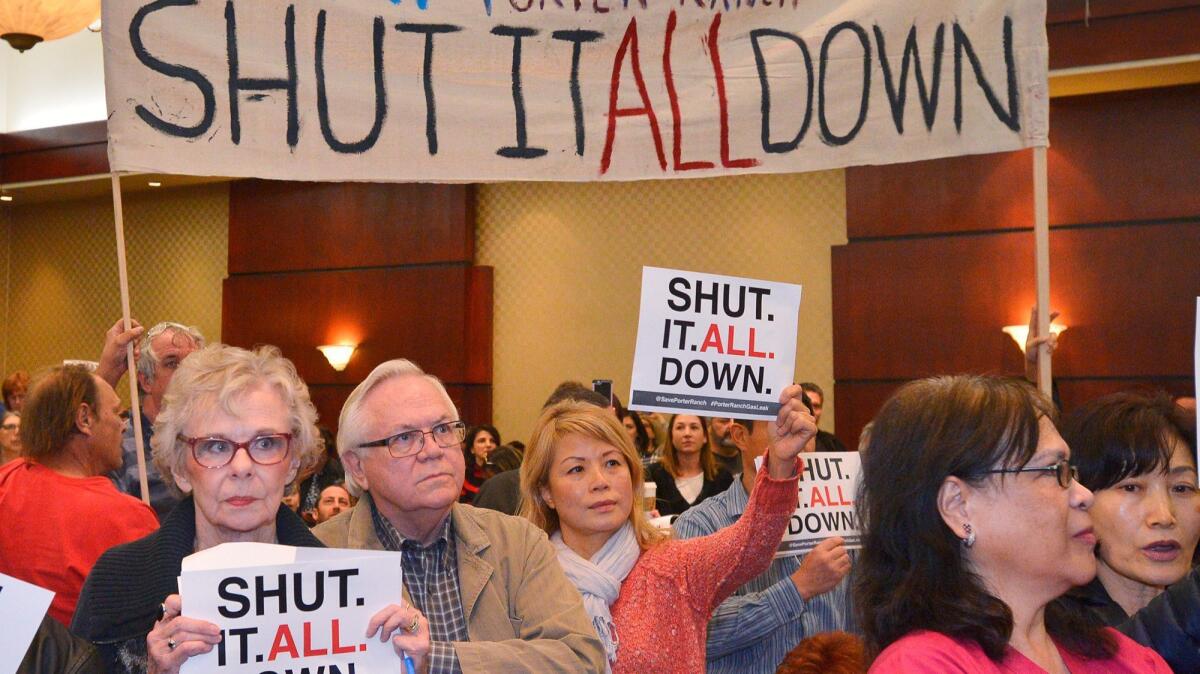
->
xmin=72 ymin=344 xmax=323 ymax=672
xmin=73 ymin=345 xmax=422 ymax=674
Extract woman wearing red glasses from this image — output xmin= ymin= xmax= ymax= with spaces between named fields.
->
xmin=72 ymin=344 xmax=326 ymax=673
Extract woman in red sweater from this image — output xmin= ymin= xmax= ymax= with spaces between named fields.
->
xmin=520 ymin=386 xmax=813 ymax=674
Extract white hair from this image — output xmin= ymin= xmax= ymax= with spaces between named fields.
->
xmin=151 ymin=344 xmax=321 ymax=496
xmin=337 ymin=359 xmax=458 ymax=495
xmin=137 ymin=322 xmax=206 ymax=389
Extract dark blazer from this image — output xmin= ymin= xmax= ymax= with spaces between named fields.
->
xmin=1118 ymin=566 xmax=1200 ymax=674
xmin=71 ymin=496 xmax=322 ymax=674
xmin=646 ymin=461 xmax=734 ymax=516
xmin=20 ymin=615 xmax=104 ymax=674
xmin=1057 ymin=578 xmax=1129 ymax=627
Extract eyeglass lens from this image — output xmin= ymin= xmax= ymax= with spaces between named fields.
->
xmin=194 ymin=435 xmax=289 ymax=467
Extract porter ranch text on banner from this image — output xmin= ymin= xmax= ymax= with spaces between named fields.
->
xmin=629 ymin=266 xmax=801 ymax=421
xmin=777 ymin=451 xmax=862 ymax=558
xmin=102 ymin=0 xmax=1048 ymax=182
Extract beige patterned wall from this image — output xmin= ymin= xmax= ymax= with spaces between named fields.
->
xmin=4 ymin=183 xmax=228 ymax=401
xmin=477 ymin=171 xmax=847 ymax=443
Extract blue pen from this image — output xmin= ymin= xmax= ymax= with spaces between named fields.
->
xmin=402 ymin=653 xmax=417 ymax=674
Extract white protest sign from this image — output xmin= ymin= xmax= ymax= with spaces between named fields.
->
xmin=179 ymin=543 xmax=403 ymax=674
xmin=102 ymin=0 xmax=1048 ymax=183
xmin=629 ymin=267 xmax=800 ymax=421
xmin=0 ymin=572 xmax=55 ymax=672
xmin=776 ymin=452 xmax=861 ymax=558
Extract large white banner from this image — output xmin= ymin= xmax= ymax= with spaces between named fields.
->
xmin=102 ymin=0 xmax=1047 ymax=182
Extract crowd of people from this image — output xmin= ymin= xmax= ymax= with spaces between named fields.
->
xmin=0 ymin=316 xmax=1196 ymax=674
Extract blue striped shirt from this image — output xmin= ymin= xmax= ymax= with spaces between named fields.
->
xmin=673 ymin=478 xmax=857 ymax=674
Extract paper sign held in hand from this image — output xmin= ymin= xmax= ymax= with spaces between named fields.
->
xmin=179 ymin=543 xmax=403 ymax=674
xmin=629 ymin=267 xmax=802 ymax=421
xmin=777 ymin=452 xmax=863 ymax=558
xmin=0 ymin=572 xmax=55 ymax=673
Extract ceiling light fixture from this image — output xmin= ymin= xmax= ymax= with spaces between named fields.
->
xmin=0 ymin=1 xmax=102 ymax=52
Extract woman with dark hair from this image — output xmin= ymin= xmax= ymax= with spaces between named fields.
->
xmin=645 ymin=414 xmax=732 ymax=516
xmin=1058 ymin=391 xmax=1199 ymax=624
xmin=617 ymin=408 xmax=652 ymax=460
xmin=858 ymin=375 xmax=1170 ymax=672
xmin=460 ymin=423 xmax=500 ymax=502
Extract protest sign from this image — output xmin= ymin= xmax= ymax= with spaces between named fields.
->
xmin=0 ymin=572 xmax=55 ymax=672
xmin=629 ymin=266 xmax=801 ymax=420
xmin=102 ymin=0 xmax=1048 ymax=182
xmin=776 ymin=451 xmax=861 ymax=557
xmin=179 ymin=543 xmax=403 ymax=674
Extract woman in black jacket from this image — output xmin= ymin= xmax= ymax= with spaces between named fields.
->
xmin=645 ymin=414 xmax=732 ymax=516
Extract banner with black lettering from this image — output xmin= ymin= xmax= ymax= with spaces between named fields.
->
xmin=102 ymin=0 xmax=1047 ymax=182
xmin=178 ymin=543 xmax=403 ymax=674
xmin=777 ymin=452 xmax=862 ymax=557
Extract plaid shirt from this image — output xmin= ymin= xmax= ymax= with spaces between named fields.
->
xmin=372 ymin=503 xmax=469 ymax=674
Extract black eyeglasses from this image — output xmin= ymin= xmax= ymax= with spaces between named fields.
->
xmin=981 ymin=460 xmax=1078 ymax=489
xmin=357 ymin=421 xmax=467 ymax=458
xmin=178 ymin=433 xmax=292 ymax=469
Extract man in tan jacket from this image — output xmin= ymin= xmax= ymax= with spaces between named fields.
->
xmin=314 ymin=359 xmax=604 ymax=674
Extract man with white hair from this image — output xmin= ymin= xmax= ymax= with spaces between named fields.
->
xmin=314 ymin=359 xmax=604 ymax=673
xmin=105 ymin=320 xmax=204 ymax=519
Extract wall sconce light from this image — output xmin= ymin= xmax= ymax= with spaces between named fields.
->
xmin=1002 ymin=323 xmax=1068 ymax=354
xmin=317 ymin=345 xmax=356 ymax=372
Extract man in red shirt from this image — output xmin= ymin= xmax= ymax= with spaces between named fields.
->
xmin=0 ymin=365 xmax=158 ymax=626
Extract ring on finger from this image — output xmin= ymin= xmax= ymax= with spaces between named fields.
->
xmin=407 ymin=616 xmax=420 ymax=634
xmin=167 ymin=638 xmax=178 ymax=651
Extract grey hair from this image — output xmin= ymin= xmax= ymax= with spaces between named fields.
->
xmin=137 ymin=322 xmax=206 ymax=390
xmin=338 ymin=359 xmax=458 ymax=496
xmin=151 ymin=344 xmax=322 ymax=496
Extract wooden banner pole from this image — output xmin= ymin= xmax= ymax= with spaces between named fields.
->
xmin=111 ymin=173 xmax=150 ymax=505
xmin=1033 ymin=147 xmax=1052 ymax=397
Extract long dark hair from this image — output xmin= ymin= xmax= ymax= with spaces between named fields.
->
xmin=463 ymin=424 xmax=501 ymax=471
xmin=617 ymin=407 xmax=652 ymax=457
xmin=856 ymin=375 xmax=1114 ymax=662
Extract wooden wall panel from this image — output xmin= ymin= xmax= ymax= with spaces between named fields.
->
xmin=1048 ymin=223 xmax=1200 ymax=378
xmin=834 ymin=222 xmax=1200 ymax=382
xmin=224 ymin=181 xmax=492 ymax=434
xmin=847 ymin=85 xmax=1200 ymax=239
xmin=223 ymin=266 xmax=473 ymax=384
xmin=845 ymin=151 xmax=1033 ymax=239
xmin=228 ymin=181 xmax=472 ymax=273
xmin=832 ymin=232 xmax=1035 ymax=381
xmin=1057 ymin=378 xmax=1196 ymax=415
xmin=833 ymin=382 xmax=904 ymax=451
xmin=0 ymin=121 xmax=109 ymax=183
xmin=1048 ymin=0 xmax=1200 ymax=24
xmin=1048 ymin=85 xmax=1200 ymax=226
xmin=836 ymin=82 xmax=1200 ymax=449
xmin=1048 ymin=6 xmax=1200 ymax=70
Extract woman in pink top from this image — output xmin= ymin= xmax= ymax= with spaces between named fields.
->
xmin=520 ymin=386 xmax=814 ymax=674
xmin=858 ymin=375 xmax=1172 ymax=673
